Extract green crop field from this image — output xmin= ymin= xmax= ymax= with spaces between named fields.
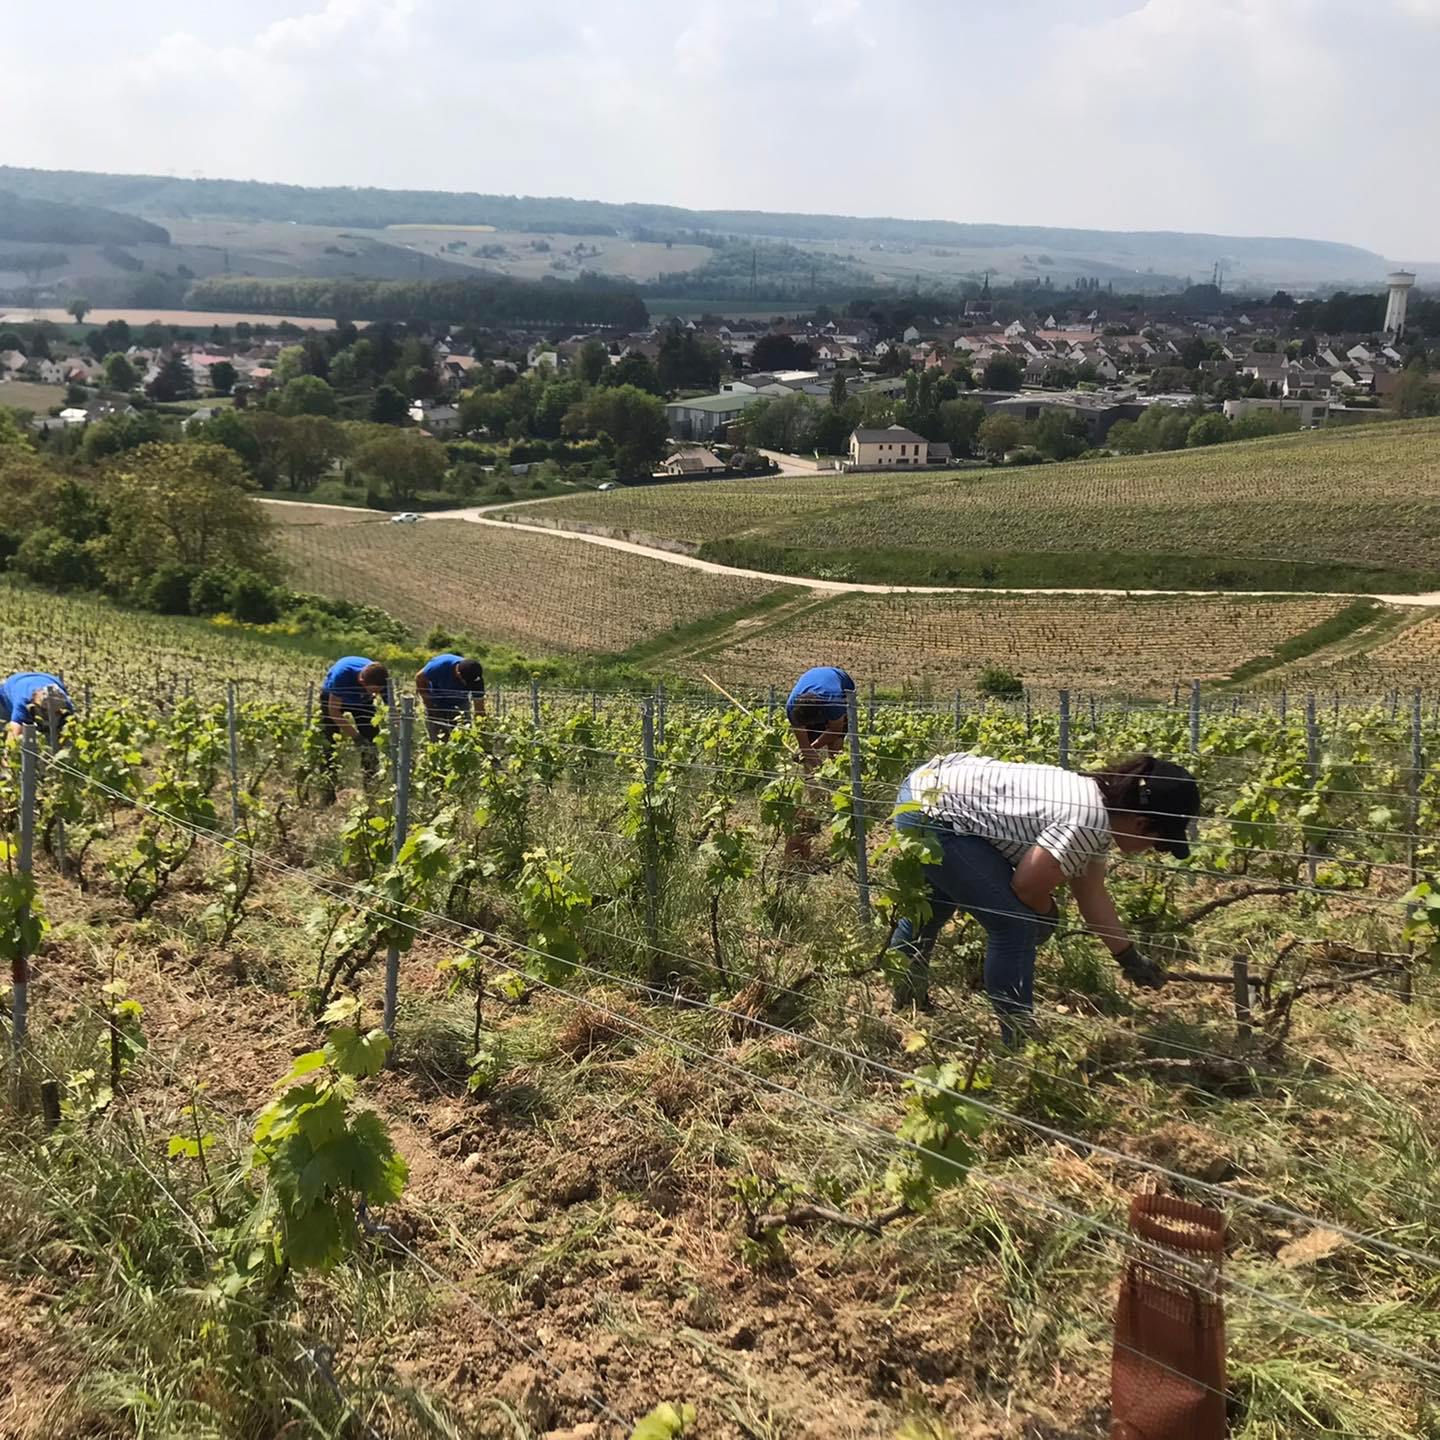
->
xmin=276 ymin=518 xmax=794 ymax=658
xmin=0 ymin=581 xmax=324 ymax=702
xmin=0 ymin=380 xmax=68 ymax=412
xmin=509 ymin=419 xmax=1440 ymax=592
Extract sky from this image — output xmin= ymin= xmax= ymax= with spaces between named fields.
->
xmin=5 ymin=0 xmax=1437 ymax=260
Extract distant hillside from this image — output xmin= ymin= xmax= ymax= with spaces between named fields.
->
xmin=0 ymin=165 xmax=1393 ymax=292
xmin=0 ymin=189 xmax=169 ymax=246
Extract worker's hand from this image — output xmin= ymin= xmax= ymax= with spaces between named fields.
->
xmin=1113 ymin=942 xmax=1168 ymax=990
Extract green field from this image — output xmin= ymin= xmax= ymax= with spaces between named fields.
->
xmin=509 ymin=420 xmax=1440 ymax=592
xmin=0 ymin=379 xmax=67 ymax=412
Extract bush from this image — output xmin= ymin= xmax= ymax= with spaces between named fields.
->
xmin=425 ymin=626 xmax=458 ymax=651
xmin=977 ymin=665 xmax=1024 ymax=699
xmin=138 ymin=562 xmax=201 ymax=614
xmin=13 ymin=527 xmax=99 ymax=589
xmin=227 ymin=570 xmax=282 ymax=623
xmin=189 ymin=568 xmax=231 ymax=615
xmin=1005 ymin=446 xmax=1049 ymax=466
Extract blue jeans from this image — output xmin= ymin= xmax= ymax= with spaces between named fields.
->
xmin=890 ymin=780 xmax=1052 ymax=1036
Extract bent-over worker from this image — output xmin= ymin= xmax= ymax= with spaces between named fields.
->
xmin=3 ymin=671 xmax=74 ymax=740
xmin=786 ymin=665 xmax=856 ymax=771
xmin=416 ymin=653 xmax=486 ymax=741
xmin=888 ymin=752 xmax=1200 ymax=1036
xmin=318 ymin=656 xmax=388 ymax=800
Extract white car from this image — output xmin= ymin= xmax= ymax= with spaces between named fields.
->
xmin=597 ymin=482 xmax=621 ymax=492
xmin=390 ymin=512 xmax=423 ymax=523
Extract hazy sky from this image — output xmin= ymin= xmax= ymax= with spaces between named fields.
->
xmin=7 ymin=0 xmax=1437 ymax=259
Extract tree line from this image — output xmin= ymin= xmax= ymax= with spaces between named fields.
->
xmin=185 ymin=276 xmax=649 ymax=329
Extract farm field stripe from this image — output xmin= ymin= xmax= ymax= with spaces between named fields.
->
xmin=433 ymin=510 xmax=1440 ymax=607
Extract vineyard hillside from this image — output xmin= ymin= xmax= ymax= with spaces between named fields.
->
xmin=269 ymin=510 xmax=1426 ymax=693
xmin=506 ymin=419 xmax=1440 ymax=592
xmin=687 ymin=592 xmax=1372 ymax=696
xmin=5 ymin=564 xmax=1440 ymax=1437
xmin=274 ymin=515 xmax=797 ymax=659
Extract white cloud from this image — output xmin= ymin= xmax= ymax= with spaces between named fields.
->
xmin=2 ymin=0 xmax=1437 ymax=257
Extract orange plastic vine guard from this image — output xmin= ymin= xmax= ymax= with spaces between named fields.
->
xmin=1111 ymin=1193 xmax=1227 ymax=1439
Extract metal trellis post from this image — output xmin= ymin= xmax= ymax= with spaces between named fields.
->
xmin=641 ymin=699 xmax=659 ymax=955
xmin=1404 ymin=688 xmax=1424 ymax=1004
xmin=381 ymin=698 xmax=414 ymax=1041
xmin=1189 ymin=680 xmax=1201 ymax=756
xmin=226 ymin=681 xmax=241 ymax=833
xmin=847 ymin=689 xmax=870 ymax=927
xmin=46 ymin=705 xmax=65 ymax=876
xmin=12 ymin=727 xmax=38 ymax=1063
xmin=1304 ymin=693 xmax=1320 ymax=885
xmin=1058 ymin=689 xmax=1071 ymax=771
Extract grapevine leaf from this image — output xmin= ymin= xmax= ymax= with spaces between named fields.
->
xmin=280 ymin=1196 xmax=348 ymax=1271
xmin=629 ymin=1402 xmax=697 ymax=1439
xmin=320 ymin=995 xmax=360 ymax=1025
xmin=325 ymin=1026 xmax=391 ymax=1080
xmin=277 ymin=1050 xmax=327 ymax=1087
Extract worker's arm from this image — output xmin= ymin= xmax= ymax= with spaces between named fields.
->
xmin=415 ymin=670 xmax=432 ymax=706
xmin=1011 ymin=843 xmax=1064 ymax=914
xmin=791 ymin=723 xmax=824 ymax=772
xmin=473 ymin=691 xmax=487 ymax=718
xmin=6 ymin=720 xmax=21 ymax=739
xmin=1067 ymin=859 xmax=1132 ymax=956
xmin=326 ymin=690 xmax=359 ymax=741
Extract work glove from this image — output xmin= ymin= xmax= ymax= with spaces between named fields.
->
xmin=1114 ymin=942 xmax=1168 ymax=991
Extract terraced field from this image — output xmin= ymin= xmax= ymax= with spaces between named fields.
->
xmin=509 ymin=420 xmax=1440 ymax=591
xmin=276 ymin=518 xmax=793 ymax=657
xmin=690 ymin=592 xmax=1359 ymax=696
xmin=1275 ymin=611 xmax=1440 ymax=695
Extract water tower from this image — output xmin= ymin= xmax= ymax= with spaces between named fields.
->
xmin=1384 ymin=269 xmax=1416 ymax=339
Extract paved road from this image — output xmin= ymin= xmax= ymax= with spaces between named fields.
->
xmin=259 ymin=496 xmax=1440 ymax=607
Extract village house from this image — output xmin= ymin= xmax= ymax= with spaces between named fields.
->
xmin=848 ymin=424 xmax=929 ymax=468
xmin=409 ymin=402 xmax=462 ymax=434
xmin=659 ymin=446 xmax=729 ymax=477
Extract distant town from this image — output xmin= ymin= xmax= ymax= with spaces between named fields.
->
xmin=0 ymin=266 xmax=1435 ymax=504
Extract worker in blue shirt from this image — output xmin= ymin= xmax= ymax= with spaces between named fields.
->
xmin=415 ymin=653 xmax=486 ymax=741
xmin=318 ymin=656 xmax=388 ymax=800
xmin=782 ymin=665 xmax=856 ymax=862
xmin=3 ymin=671 xmax=74 ymax=739
xmin=786 ymin=665 xmax=856 ymax=770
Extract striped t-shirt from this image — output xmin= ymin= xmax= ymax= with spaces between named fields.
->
xmin=906 ymin=753 xmax=1113 ymax=877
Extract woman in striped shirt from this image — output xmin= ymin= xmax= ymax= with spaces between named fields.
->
xmin=888 ymin=752 xmax=1200 ymax=1039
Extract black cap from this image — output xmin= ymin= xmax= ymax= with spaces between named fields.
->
xmin=1134 ymin=759 xmax=1202 ymax=860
